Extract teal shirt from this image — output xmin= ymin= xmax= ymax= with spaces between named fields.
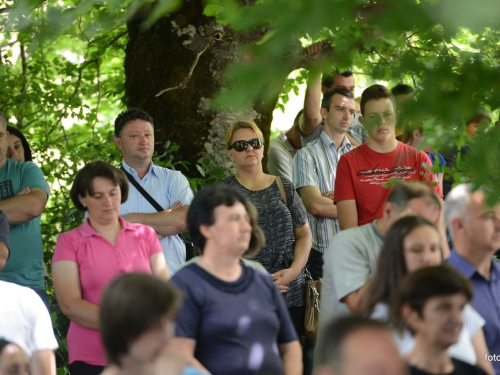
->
xmin=0 ymin=159 xmax=48 ymax=289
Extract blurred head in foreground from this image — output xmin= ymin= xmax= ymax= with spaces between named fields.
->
xmin=314 ymin=316 xmax=407 ymax=375
xmin=100 ymin=273 xmax=181 ymax=368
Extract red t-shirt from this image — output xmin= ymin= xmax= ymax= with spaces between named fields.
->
xmin=334 ymin=142 xmax=442 ymax=226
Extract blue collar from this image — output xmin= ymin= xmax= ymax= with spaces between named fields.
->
xmin=448 ymin=249 xmax=500 ymax=281
xmin=122 ymin=160 xmax=158 ymax=178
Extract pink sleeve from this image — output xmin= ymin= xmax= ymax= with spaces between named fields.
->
xmin=52 ymin=230 xmax=78 ymax=264
xmin=144 ymin=224 xmax=163 ymax=256
xmin=334 ymin=155 xmax=355 ymax=203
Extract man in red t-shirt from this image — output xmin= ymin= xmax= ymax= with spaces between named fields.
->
xmin=334 ymin=84 xmax=442 ymax=229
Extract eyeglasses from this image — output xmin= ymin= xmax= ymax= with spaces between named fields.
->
xmin=228 ymin=138 xmax=264 ymax=152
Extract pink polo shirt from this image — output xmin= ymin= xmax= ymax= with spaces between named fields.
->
xmin=52 ymin=217 xmax=163 ymax=366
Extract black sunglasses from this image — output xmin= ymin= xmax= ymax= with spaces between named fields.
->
xmin=228 ymin=138 xmax=264 ymax=152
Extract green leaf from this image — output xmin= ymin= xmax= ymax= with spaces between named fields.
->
xmin=203 ymin=4 xmax=222 ymax=17
xmin=196 ymin=164 xmax=206 ymax=177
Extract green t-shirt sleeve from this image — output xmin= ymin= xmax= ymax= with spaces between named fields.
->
xmin=21 ymin=162 xmax=49 ymax=196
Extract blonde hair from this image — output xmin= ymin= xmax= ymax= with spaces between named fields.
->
xmin=225 ymin=121 xmax=264 ymax=150
xmin=243 ymin=200 xmax=266 ymax=258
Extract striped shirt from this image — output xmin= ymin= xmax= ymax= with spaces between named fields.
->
xmin=448 ymin=250 xmax=500 ymax=374
xmin=292 ymin=130 xmax=353 ymax=253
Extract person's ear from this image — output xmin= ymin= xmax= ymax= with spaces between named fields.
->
xmin=359 ymin=115 xmax=364 ymax=124
xmin=320 ymin=107 xmax=328 ymax=121
xmin=78 ymin=194 xmax=87 ymax=209
xmin=199 ymin=224 xmax=212 ymax=240
xmin=451 ymin=217 xmax=465 ymax=236
xmin=412 ymin=129 xmax=422 ymax=141
xmin=114 ymin=137 xmax=122 ymax=150
xmin=396 ymin=110 xmax=400 ymax=122
xmin=227 ymin=149 xmax=234 ymax=161
xmin=383 ymin=202 xmax=396 ymax=220
xmin=401 ymin=304 xmax=420 ymax=332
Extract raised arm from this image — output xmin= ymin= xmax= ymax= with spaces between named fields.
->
xmin=300 ymin=67 xmax=324 ymax=138
xmin=52 ymin=261 xmax=100 ymax=329
xmin=0 ymin=187 xmax=47 ymax=225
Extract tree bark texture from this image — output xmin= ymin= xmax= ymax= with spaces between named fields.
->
xmin=124 ymin=0 xmax=279 ymax=177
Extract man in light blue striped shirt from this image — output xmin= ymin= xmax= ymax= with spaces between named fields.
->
xmin=293 ymin=86 xmax=355 ymax=280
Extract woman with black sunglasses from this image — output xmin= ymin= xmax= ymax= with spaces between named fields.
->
xmin=221 ymin=120 xmax=312 ymax=337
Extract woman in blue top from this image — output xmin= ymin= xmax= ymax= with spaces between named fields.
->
xmin=170 ymin=185 xmax=302 ymax=375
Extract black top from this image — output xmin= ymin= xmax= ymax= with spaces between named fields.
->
xmin=410 ymin=358 xmax=488 ymax=375
xmin=221 ymin=176 xmax=308 ymax=307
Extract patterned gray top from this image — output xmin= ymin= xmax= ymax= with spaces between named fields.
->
xmin=221 ymin=176 xmax=308 ymax=307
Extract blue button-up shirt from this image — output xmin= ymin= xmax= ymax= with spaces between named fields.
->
xmin=120 ymin=161 xmax=194 ymax=275
xmin=448 ymin=250 xmax=500 ymax=372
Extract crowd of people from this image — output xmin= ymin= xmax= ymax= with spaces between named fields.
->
xmin=0 ymin=43 xmax=499 ymax=375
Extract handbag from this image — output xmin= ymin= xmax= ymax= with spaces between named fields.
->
xmin=275 ymin=177 xmax=322 ymax=335
xmin=304 ymin=268 xmax=322 ymax=336
xmin=120 ymin=167 xmax=196 ymax=261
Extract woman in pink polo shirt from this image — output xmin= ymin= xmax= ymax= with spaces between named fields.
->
xmin=52 ymin=161 xmax=169 ymax=375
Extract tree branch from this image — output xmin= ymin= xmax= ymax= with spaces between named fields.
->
xmin=105 ymin=30 xmax=127 ymax=48
xmin=156 ymin=35 xmax=219 ymax=97
xmin=88 ymin=23 xmax=126 ymax=45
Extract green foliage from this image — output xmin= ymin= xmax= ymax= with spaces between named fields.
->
xmin=1 ymin=0 xmax=500 ymax=371
xmin=207 ymin=0 xmax=500 ymax=200
xmin=153 ymin=141 xmax=226 ymax=192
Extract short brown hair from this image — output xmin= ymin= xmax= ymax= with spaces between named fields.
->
xmin=100 ymin=273 xmax=182 ymax=367
xmin=225 ymin=121 xmax=264 ymax=150
xmin=70 ymin=160 xmax=129 ymax=211
xmin=393 ymin=265 xmax=472 ymax=333
xmin=360 ymin=84 xmax=396 ymax=116
xmin=114 ymin=108 xmax=154 ymax=137
xmin=321 ymin=86 xmax=355 ymax=110
xmin=387 ymin=182 xmax=441 ymax=214
xmin=187 ymin=185 xmax=265 ymax=257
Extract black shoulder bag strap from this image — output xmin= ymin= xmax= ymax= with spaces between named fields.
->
xmin=120 ymin=166 xmax=196 ymax=261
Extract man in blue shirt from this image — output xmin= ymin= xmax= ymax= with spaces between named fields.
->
xmin=445 ymin=183 xmax=500 ymax=373
xmin=114 ymin=108 xmax=194 ymax=275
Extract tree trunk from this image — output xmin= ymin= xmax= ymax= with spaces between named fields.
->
xmin=124 ymin=0 xmax=278 ymax=177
